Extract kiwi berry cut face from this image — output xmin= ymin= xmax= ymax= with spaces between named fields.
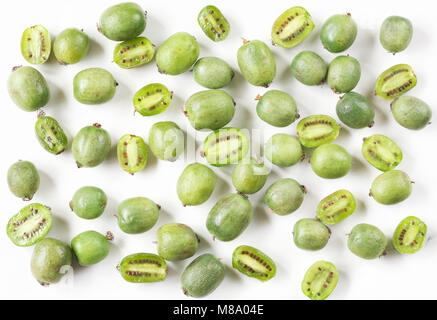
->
xmin=362 ymin=134 xmax=402 ymax=171
xmin=302 ymin=261 xmax=339 ymax=300
xmin=393 ymin=216 xmax=427 ymax=254
xmin=297 ymin=115 xmax=340 ymax=148
xmin=317 ymin=190 xmax=356 ymax=225
xmin=375 ymin=64 xmax=417 ymax=100
xmin=232 ymin=245 xmax=276 ymax=281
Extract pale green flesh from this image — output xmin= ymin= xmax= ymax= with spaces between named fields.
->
xmin=207 ymin=139 xmax=243 ymax=162
xmin=301 ymin=124 xmax=334 ymax=139
xmin=124 ymin=140 xmax=143 ymax=172
xmin=205 ymin=13 xmax=221 ymax=32
xmin=381 ymin=70 xmax=411 ymax=93
xmin=279 ymin=16 xmax=308 ymax=41
xmin=13 ymin=214 xmax=48 ymax=237
xmin=237 ymin=254 xmax=269 ymax=276
xmin=307 ymin=269 xmax=331 ymax=295
xmin=123 ymin=264 xmax=165 ymax=276
xmin=403 ymin=224 xmax=420 ymax=247
xmin=321 ymin=198 xmax=350 ymax=219
xmin=23 ymin=27 xmax=50 ymax=63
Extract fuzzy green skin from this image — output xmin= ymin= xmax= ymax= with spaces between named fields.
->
xmin=203 ymin=127 xmax=250 ymax=167
xmin=311 ymin=144 xmax=351 ymax=179
xmin=317 ymin=190 xmax=356 ymax=225
xmin=181 ymin=254 xmax=225 ymax=298
xmin=72 ymin=125 xmax=111 ymax=168
xmin=293 ymin=219 xmax=330 ymax=251
xmin=7 ymin=203 xmax=52 ymax=247
xmin=185 ymin=90 xmax=235 ymax=131
xmin=302 ymin=261 xmax=338 ymax=300
xmin=327 ymin=56 xmax=361 ymax=93
xmin=362 ymin=134 xmax=402 ymax=172
xmin=206 ymin=194 xmax=253 ymax=242
xmin=393 ymin=216 xmax=427 ymax=254
xmin=380 ymin=16 xmax=413 ymax=53
xmin=391 ymin=96 xmax=432 ymax=130
xmin=117 ymin=197 xmax=159 ymax=234
xmin=348 ymin=224 xmax=387 ymax=259
xmin=35 ymin=116 xmax=68 ymax=155
xmin=198 ymin=5 xmax=230 ymax=42
xmin=271 ymin=7 xmax=315 ymax=48
xmin=193 ymin=57 xmax=234 ymax=89
xmin=54 ymin=28 xmax=90 ymax=64
xmin=237 ymin=40 xmax=276 ymax=87
xmin=8 ymin=66 xmax=50 ymax=112
xmin=375 ymin=64 xmax=417 ymax=100
xmin=149 ymin=121 xmax=184 ymax=161
xmin=73 ymin=68 xmax=116 ymax=105
xmin=157 ymin=223 xmax=198 ymax=261
xmin=232 ymin=158 xmax=269 ymax=195
xmin=336 ymin=92 xmax=375 ymax=129
xmin=71 ymin=231 xmax=109 ymax=266
xmin=321 ymin=14 xmax=357 ymax=53
xmin=177 ymin=163 xmax=216 ymax=206
xmin=99 ymin=2 xmax=146 ymax=41
xmin=21 ymin=25 xmax=51 ymax=64
xmin=265 ymin=134 xmax=302 ymax=167
xmin=290 ymin=51 xmax=328 ymax=86
xmin=156 ymin=32 xmax=199 ymax=75
xmin=297 ymin=115 xmax=340 ymax=148
xmin=7 ymin=161 xmax=40 ymax=201
xmin=31 ymin=238 xmax=73 ymax=285
xmin=119 ymin=253 xmax=167 ymax=283
xmin=370 ymin=170 xmax=412 ymax=205
xmin=114 ymin=37 xmax=155 ymax=69
xmin=133 ymin=83 xmax=172 ymax=116
xmin=70 ymin=186 xmax=107 ymax=220
xmin=265 ymin=178 xmax=304 ymax=216
xmin=117 ymin=134 xmax=148 ymax=174
xmin=256 ymin=90 xmax=298 ymax=127
xmin=232 ymin=245 xmax=276 ymax=281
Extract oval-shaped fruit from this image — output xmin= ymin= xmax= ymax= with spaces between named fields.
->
xmin=317 ymin=190 xmax=356 ymax=225
xmin=117 ymin=134 xmax=148 ymax=174
xmin=7 ymin=203 xmax=52 ymax=247
xmin=156 ymin=32 xmax=199 ymax=75
xmin=114 ymin=37 xmax=155 ymax=69
xmin=198 ymin=5 xmax=230 ymax=42
xmin=8 ymin=66 xmax=50 ymax=112
xmin=302 ymin=261 xmax=338 ymax=300
xmin=181 ymin=254 xmax=225 ymax=298
xmin=70 ymin=186 xmax=107 ymax=220
xmin=117 ymin=197 xmax=160 ymax=234
xmin=237 ymin=40 xmax=276 ymax=87
xmin=375 ymin=64 xmax=417 ymax=100
xmin=54 ymin=28 xmax=90 ymax=64
xmin=72 ymin=124 xmax=111 ymax=168
xmin=21 ymin=25 xmax=51 ymax=64
xmin=31 ymin=238 xmax=73 ymax=285
xmin=265 ymin=134 xmax=302 ymax=167
xmin=290 ymin=51 xmax=328 ymax=86
xmin=271 ymin=7 xmax=315 ymax=48
xmin=99 ymin=2 xmax=146 ymax=41
xmin=73 ymin=68 xmax=117 ymax=105
xmin=232 ymin=157 xmax=269 ymax=195
xmin=149 ymin=121 xmax=184 ymax=161
xmin=336 ymin=92 xmax=375 ymax=129
xmin=293 ymin=219 xmax=331 ymax=251
xmin=327 ymin=55 xmax=361 ymax=94
xmin=177 ymin=163 xmax=216 ymax=206
xmin=391 ymin=96 xmax=432 ymax=130
xmin=311 ymin=144 xmax=351 ymax=179
xmin=202 ymin=127 xmax=250 ymax=167
xmin=7 ymin=161 xmax=40 ymax=201
xmin=370 ymin=170 xmax=412 ymax=205
xmin=157 ymin=223 xmax=198 ymax=261
xmin=193 ymin=57 xmax=234 ymax=89
xmin=380 ymin=16 xmax=413 ymax=54
xmin=133 ymin=83 xmax=172 ymax=116
xmin=393 ymin=216 xmax=427 ymax=254
xmin=35 ymin=114 xmax=68 ymax=155
xmin=207 ymin=194 xmax=253 ymax=242
xmin=348 ymin=224 xmax=387 ymax=259
xmin=265 ymin=178 xmax=305 ymax=216
xmin=119 ymin=253 xmax=167 ymax=283
xmin=297 ymin=115 xmax=340 ymax=148
xmin=232 ymin=245 xmax=276 ymax=281
xmin=362 ymin=134 xmax=402 ymax=172
xmin=320 ymin=14 xmax=357 ymax=53
xmin=71 ymin=231 xmax=112 ymax=266
xmin=184 ymin=90 xmax=235 ymax=130
xmin=256 ymin=90 xmax=298 ymax=127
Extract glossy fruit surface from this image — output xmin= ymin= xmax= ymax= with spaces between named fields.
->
xmin=302 ymin=261 xmax=338 ymax=300
xmin=197 ymin=5 xmax=230 ymax=42
xmin=336 ymin=92 xmax=375 ymax=129
xmin=232 ymin=245 xmax=276 ymax=281
xmin=70 ymin=186 xmax=107 ymax=220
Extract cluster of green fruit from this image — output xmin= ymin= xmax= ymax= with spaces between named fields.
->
xmin=5 ymin=3 xmax=432 ymax=300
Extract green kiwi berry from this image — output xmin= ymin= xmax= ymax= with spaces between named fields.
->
xmin=7 ymin=160 xmax=40 ymax=201
xmin=232 ymin=245 xmax=276 ymax=281
xmin=370 ymin=170 xmax=412 ymax=205
xmin=71 ymin=231 xmax=112 ymax=266
xmin=302 ymin=261 xmax=338 ymax=300
xmin=393 ymin=216 xmax=427 ymax=254
xmin=348 ymin=224 xmax=387 ymax=259
xmin=157 ymin=223 xmax=199 ymax=261
xmin=327 ymin=55 xmax=361 ymax=94
xmin=72 ymin=124 xmax=111 ymax=168
xmin=293 ymin=218 xmax=331 ymax=251
xmin=193 ymin=57 xmax=234 ymax=89
xmin=197 ymin=5 xmax=230 ymax=42
xmin=362 ymin=134 xmax=402 ymax=172
xmin=380 ymin=16 xmax=413 ymax=54
xmin=375 ymin=64 xmax=417 ymax=100
xmin=264 ymin=178 xmax=305 ymax=216
xmin=311 ymin=144 xmax=351 ymax=179
xmin=148 ymin=121 xmax=185 ymax=161
xmin=117 ymin=197 xmax=160 ymax=234
xmin=177 ymin=163 xmax=216 ymax=206
xmin=265 ymin=134 xmax=302 ymax=167
xmin=297 ymin=115 xmax=341 ymax=148
xmin=232 ymin=157 xmax=269 ymax=195
xmin=391 ymin=96 xmax=432 ymax=130
xmin=256 ymin=90 xmax=298 ymax=127
xmin=317 ymin=190 xmax=356 ymax=225
xmin=70 ymin=186 xmax=107 ymax=220
xmin=290 ymin=51 xmax=328 ymax=86
xmin=336 ymin=92 xmax=375 ymax=129
xmin=73 ymin=68 xmax=117 ymax=105
xmin=54 ymin=28 xmax=90 ymax=64
xmin=320 ymin=13 xmax=357 ymax=53
xmin=21 ymin=25 xmax=51 ymax=64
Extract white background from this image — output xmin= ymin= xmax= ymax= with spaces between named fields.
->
xmin=0 ymin=0 xmax=436 ymax=300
